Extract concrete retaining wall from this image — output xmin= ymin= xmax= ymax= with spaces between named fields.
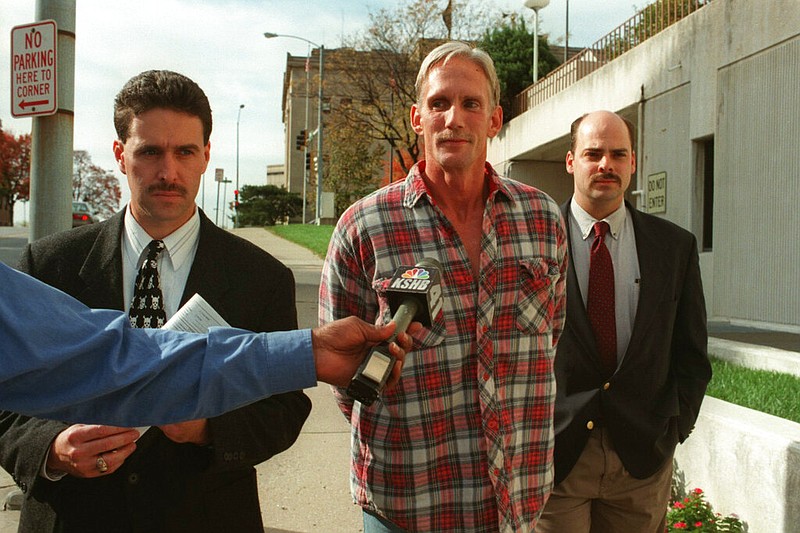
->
xmin=709 ymin=338 xmax=800 ymax=378
xmin=674 ymin=397 xmax=800 ymax=533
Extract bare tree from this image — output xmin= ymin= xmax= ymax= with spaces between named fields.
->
xmin=328 ymin=0 xmax=507 ymax=177
xmin=325 ymin=107 xmax=384 ymax=217
xmin=73 ymin=150 xmax=121 ymax=219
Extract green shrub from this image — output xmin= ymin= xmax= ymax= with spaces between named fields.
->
xmin=237 ymin=185 xmax=302 ymax=226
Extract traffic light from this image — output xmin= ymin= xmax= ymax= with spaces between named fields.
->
xmin=313 ymin=155 xmax=318 ymax=175
xmin=305 ymin=152 xmax=311 ymax=171
xmin=234 ymin=189 xmax=240 ymax=209
xmin=295 ymin=129 xmax=306 ymax=150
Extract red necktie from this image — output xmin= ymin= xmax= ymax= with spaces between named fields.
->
xmin=588 ymin=222 xmax=617 ymax=378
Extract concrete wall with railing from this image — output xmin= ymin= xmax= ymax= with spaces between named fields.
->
xmin=490 ymin=0 xmax=800 ymax=329
xmin=490 ymin=0 xmax=799 ymax=167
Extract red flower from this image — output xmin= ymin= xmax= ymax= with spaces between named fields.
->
xmin=674 ymin=522 xmax=687 ymax=529
xmin=693 ymin=488 xmax=704 ymax=495
xmin=673 ymin=502 xmax=685 ymax=509
xmin=695 ymin=522 xmax=703 ymax=527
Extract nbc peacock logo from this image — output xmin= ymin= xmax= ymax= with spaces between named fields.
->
xmin=401 ymin=268 xmax=430 ymax=280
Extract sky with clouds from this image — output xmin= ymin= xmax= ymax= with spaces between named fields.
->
xmin=2 ymin=0 xmax=640 ymax=219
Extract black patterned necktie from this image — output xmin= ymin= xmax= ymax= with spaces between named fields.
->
xmin=129 ymin=240 xmax=167 ymax=329
xmin=588 ymin=221 xmax=617 ymax=378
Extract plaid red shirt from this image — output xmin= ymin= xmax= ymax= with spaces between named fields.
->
xmin=319 ymin=162 xmax=567 ymax=532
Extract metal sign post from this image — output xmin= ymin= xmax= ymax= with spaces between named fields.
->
xmin=214 ymin=168 xmax=225 ymax=226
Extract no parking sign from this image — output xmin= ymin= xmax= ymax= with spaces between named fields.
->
xmin=10 ymin=20 xmax=57 ymax=118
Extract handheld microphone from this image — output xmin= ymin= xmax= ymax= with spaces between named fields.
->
xmin=346 ymin=258 xmax=444 ymax=406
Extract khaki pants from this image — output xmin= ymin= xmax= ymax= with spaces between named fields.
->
xmin=536 ymin=428 xmax=672 ymax=533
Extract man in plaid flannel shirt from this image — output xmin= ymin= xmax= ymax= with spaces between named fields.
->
xmin=319 ymin=41 xmax=567 ymax=532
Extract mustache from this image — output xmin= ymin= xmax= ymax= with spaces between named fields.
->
xmin=435 ymin=133 xmax=472 ymax=144
xmin=591 ymin=172 xmax=621 ymax=183
xmin=147 ymin=183 xmax=188 ymax=195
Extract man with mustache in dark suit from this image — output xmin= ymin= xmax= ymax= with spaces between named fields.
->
xmin=0 ymin=70 xmax=311 ymax=533
xmin=536 ymin=110 xmax=711 ymax=532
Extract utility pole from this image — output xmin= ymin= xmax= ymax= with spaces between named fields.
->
xmin=29 ymin=0 xmax=75 ymax=241
xmin=314 ymin=45 xmax=324 ymax=225
xmin=565 ymin=0 xmax=569 ymax=65
xmin=524 ymin=0 xmax=550 ymax=83
xmin=235 ymin=104 xmax=244 ymax=228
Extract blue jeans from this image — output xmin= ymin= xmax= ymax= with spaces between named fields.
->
xmin=363 ymin=509 xmax=407 ymax=533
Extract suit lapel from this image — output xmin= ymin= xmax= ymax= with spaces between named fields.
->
xmin=180 ymin=211 xmax=229 ymax=311
xmin=624 ymin=204 xmax=669 ymax=358
xmin=77 ymin=210 xmax=126 ymax=311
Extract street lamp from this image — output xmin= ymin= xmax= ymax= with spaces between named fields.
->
xmin=565 ymin=0 xmax=569 ymax=65
xmin=235 ymin=103 xmax=244 ymax=228
xmin=264 ymin=32 xmax=325 ymax=225
xmin=524 ymin=0 xmax=550 ymax=83
xmin=297 ymin=47 xmax=312 ymax=223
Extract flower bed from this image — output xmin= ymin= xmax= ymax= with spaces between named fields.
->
xmin=666 ymin=488 xmax=744 ymax=532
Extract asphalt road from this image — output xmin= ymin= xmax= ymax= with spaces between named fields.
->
xmin=0 ymin=227 xmax=26 ymax=267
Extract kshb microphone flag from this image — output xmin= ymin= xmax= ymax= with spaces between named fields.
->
xmin=346 ymin=258 xmax=444 ymax=405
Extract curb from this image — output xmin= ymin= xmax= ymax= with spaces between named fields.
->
xmin=708 ymin=337 xmax=800 ymax=378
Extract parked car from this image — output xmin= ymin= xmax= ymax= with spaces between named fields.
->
xmin=72 ymin=201 xmax=97 ymax=227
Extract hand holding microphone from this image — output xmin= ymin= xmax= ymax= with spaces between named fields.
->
xmin=346 ymin=258 xmax=444 ymax=406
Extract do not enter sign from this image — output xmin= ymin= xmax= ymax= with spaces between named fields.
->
xmin=10 ymin=20 xmax=58 ymax=118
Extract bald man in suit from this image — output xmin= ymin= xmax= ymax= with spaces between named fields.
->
xmin=537 ymin=111 xmax=711 ymax=532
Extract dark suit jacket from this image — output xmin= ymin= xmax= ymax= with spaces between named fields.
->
xmin=553 ymin=199 xmax=711 ymax=484
xmin=0 ymin=209 xmax=311 ymax=533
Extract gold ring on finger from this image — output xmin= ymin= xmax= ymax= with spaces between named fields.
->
xmin=96 ymin=454 xmax=109 ymax=473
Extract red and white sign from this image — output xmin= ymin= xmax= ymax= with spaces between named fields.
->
xmin=10 ymin=20 xmax=57 ymax=118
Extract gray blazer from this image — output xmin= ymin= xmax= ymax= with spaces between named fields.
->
xmin=552 ymin=199 xmax=711 ymax=484
xmin=0 ymin=209 xmax=311 ymax=533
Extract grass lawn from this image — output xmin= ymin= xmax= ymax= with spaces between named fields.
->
xmin=707 ymin=356 xmax=800 ymax=423
xmin=266 ymin=224 xmax=334 ymax=259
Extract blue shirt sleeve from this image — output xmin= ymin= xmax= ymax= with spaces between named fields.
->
xmin=0 ymin=261 xmax=317 ymax=425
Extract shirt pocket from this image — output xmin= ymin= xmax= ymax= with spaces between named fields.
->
xmin=516 ymin=259 xmax=561 ymax=334
xmin=372 ymin=277 xmax=446 ymax=348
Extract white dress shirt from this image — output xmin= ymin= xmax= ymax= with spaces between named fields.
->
xmin=122 ymin=206 xmax=201 ymax=319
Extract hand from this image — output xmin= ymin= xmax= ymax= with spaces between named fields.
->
xmin=158 ymin=419 xmax=210 ymax=445
xmin=311 ymin=317 xmax=420 ymax=388
xmin=385 ymin=323 xmax=419 ymax=389
xmin=47 ymin=424 xmax=139 ymax=478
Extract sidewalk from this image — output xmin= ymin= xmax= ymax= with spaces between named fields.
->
xmin=231 ymin=227 xmax=324 ymax=273
xmin=231 ymin=228 xmax=362 ymax=532
xmin=708 ymin=320 xmax=800 ymax=352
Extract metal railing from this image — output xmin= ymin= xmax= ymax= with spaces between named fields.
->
xmin=511 ymin=0 xmax=711 ymax=118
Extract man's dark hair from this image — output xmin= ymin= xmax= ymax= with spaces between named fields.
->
xmin=569 ymin=112 xmax=636 ymax=153
xmin=114 ymin=70 xmax=213 ymax=144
